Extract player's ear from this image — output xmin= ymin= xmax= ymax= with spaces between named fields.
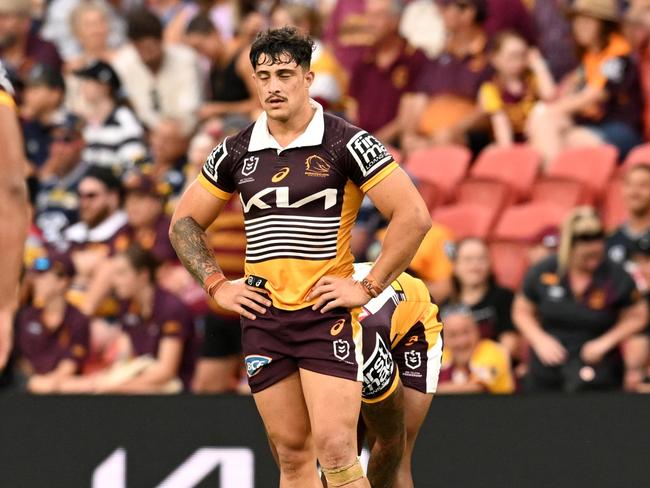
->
xmin=304 ymin=69 xmax=314 ymax=87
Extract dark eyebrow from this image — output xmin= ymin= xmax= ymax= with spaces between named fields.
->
xmin=276 ymin=69 xmax=296 ymax=76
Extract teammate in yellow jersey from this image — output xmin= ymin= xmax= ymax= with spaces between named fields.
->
xmin=0 ymin=61 xmax=29 ymax=371
xmin=353 ymin=263 xmax=443 ymax=488
xmin=170 ymin=27 xmax=431 ymax=488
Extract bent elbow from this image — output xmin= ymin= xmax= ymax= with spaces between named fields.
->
xmin=414 ymin=206 xmax=432 ymax=237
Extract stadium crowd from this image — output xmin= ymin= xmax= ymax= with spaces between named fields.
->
xmin=2 ymin=0 xmax=650 ymax=395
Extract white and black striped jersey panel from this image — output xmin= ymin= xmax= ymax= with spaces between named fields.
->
xmin=244 ymin=214 xmax=340 ymax=262
xmin=82 ymin=106 xmax=146 ymax=171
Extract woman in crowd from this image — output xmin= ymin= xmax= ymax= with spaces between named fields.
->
xmin=527 ymin=0 xmax=643 ymax=162
xmin=513 ymin=207 xmax=648 ymax=392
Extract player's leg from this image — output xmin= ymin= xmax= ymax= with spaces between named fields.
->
xmin=300 ymin=369 xmax=370 ymax=488
xmin=394 ymin=387 xmax=433 ymax=488
xmin=254 ymin=372 xmax=321 ymax=488
xmin=360 ymin=381 xmax=406 ymax=488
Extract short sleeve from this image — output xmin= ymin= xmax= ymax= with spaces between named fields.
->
xmin=522 ymin=262 xmax=544 ymax=303
xmin=343 ymin=129 xmax=398 ymax=193
xmin=161 ymin=298 xmax=193 ymax=341
xmin=613 ymin=267 xmax=641 ymax=309
xmin=478 ymin=82 xmax=503 ymax=114
xmin=198 ymin=137 xmax=236 ymax=200
xmin=62 ymin=312 xmax=90 ymax=370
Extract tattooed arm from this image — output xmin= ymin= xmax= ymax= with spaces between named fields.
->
xmin=170 ymin=180 xmax=271 ymax=320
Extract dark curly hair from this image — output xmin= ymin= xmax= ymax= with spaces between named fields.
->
xmin=249 ymin=26 xmax=314 ymax=70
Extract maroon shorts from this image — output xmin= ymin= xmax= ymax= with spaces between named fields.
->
xmin=242 ymin=306 xmax=363 ymax=393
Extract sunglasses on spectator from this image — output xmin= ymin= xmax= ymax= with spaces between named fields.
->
xmin=573 ymin=231 xmax=605 ymax=242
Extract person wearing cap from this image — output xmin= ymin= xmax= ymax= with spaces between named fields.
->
xmin=527 ymin=0 xmax=643 ymax=163
xmin=34 ymin=114 xmax=89 ymax=244
xmin=0 ymin=0 xmax=62 ymax=91
xmin=20 ymin=63 xmax=67 ymax=168
xmin=75 ymin=60 xmax=146 ymax=173
xmin=514 ymin=207 xmax=648 ymax=392
xmin=0 ymin=61 xmax=29 ymax=372
xmin=528 ymin=225 xmax=561 ymax=265
xmin=14 ymin=250 xmax=90 ymax=393
xmin=437 ymin=306 xmax=515 ymax=394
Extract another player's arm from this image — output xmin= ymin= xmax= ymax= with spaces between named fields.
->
xmin=169 ymin=181 xmax=271 ymax=320
xmin=0 ymin=93 xmax=29 ymax=370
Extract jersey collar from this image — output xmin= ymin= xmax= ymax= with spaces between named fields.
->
xmin=248 ymin=99 xmax=324 ymax=154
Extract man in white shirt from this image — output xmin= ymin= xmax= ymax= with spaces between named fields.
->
xmin=111 ymin=8 xmax=202 ymax=135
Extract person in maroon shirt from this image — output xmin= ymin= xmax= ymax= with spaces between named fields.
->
xmin=347 ymin=0 xmax=427 ymax=144
xmin=15 ymin=250 xmax=89 ymax=393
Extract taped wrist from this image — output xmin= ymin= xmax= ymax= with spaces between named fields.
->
xmin=321 ymin=458 xmax=364 ymax=486
xmin=204 ymin=272 xmax=227 ymax=298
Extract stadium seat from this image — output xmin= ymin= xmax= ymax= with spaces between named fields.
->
xmin=432 ymin=203 xmax=496 ymax=240
xmin=405 ymin=145 xmax=472 ymax=205
xmin=415 ymin=179 xmax=439 ymax=212
xmin=530 ymin=177 xmax=593 ymax=208
xmin=623 ymin=143 xmax=650 ymax=168
xmin=456 ymin=177 xmax=514 ymax=214
xmin=600 ymin=177 xmax=628 ymax=231
xmin=489 ymin=241 xmax=530 ymax=290
xmin=493 ymin=201 xmax=570 ymax=241
xmin=470 ymin=144 xmax=542 ymax=200
xmin=545 ymin=145 xmax=618 ymax=197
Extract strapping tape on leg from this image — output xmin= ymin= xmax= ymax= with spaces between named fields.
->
xmin=321 ymin=458 xmax=364 ymax=486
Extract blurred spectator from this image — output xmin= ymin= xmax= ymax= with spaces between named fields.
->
xmin=478 ymin=31 xmax=556 ymax=146
xmin=347 ymin=0 xmax=427 ymax=143
xmin=437 ymin=306 xmax=515 ymax=394
xmin=322 ymin=0 xmax=368 ymax=73
xmin=34 ymin=115 xmax=87 ymax=243
xmin=513 ymin=207 xmax=648 ymax=392
xmin=0 ymin=0 xmax=62 ymax=91
xmin=270 ymin=3 xmax=347 ymax=111
xmin=15 ymin=251 xmax=89 ymax=394
xmin=74 ymin=60 xmax=146 ymax=172
xmin=20 ymin=63 xmax=67 ymax=168
xmin=607 ymin=164 xmax=650 ymax=266
xmin=401 ymin=0 xmax=491 ymax=152
xmin=112 ymin=8 xmax=201 ymax=134
xmin=185 ymin=14 xmax=257 ymax=122
xmin=41 ymin=0 xmax=124 ymax=62
xmin=484 ymin=0 xmax=536 ymax=44
xmin=399 ymin=0 xmax=446 ymax=59
xmin=624 ymin=1 xmax=650 ymax=140
xmin=443 ymin=238 xmax=518 ymax=355
xmin=527 ymin=0 xmax=643 ymax=163
xmin=60 ymin=245 xmax=196 ymax=393
xmin=147 ymin=0 xmax=200 ymax=44
xmin=528 ymin=226 xmax=561 ymax=265
xmin=532 ymin=0 xmax=579 ymax=81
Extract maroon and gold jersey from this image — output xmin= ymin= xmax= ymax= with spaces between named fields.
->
xmin=198 ymin=101 xmax=398 ymax=310
xmin=0 ymin=61 xmax=16 ymax=112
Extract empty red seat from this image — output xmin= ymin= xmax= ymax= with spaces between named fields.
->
xmin=530 ymin=177 xmax=593 ymax=208
xmin=623 ymin=143 xmax=650 ymax=168
xmin=494 ymin=202 xmax=570 ymax=241
xmin=470 ymin=144 xmax=541 ymax=200
xmin=489 ymin=241 xmax=530 ymax=290
xmin=456 ymin=177 xmax=514 ymax=214
xmin=432 ymin=203 xmax=497 ymax=240
xmin=405 ymin=145 xmax=472 ymax=204
xmin=545 ymin=145 xmax=618 ymax=196
xmin=600 ymin=177 xmax=628 ymax=231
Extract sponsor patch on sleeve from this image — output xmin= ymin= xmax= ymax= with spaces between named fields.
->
xmin=202 ymin=137 xmax=229 ymax=183
xmin=346 ymin=130 xmax=392 ymax=177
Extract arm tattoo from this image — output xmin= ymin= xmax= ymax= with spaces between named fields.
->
xmin=170 ymin=216 xmax=222 ymax=286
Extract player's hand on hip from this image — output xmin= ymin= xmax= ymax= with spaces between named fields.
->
xmin=307 ymin=276 xmax=370 ymax=313
xmin=213 ymin=278 xmax=272 ymax=320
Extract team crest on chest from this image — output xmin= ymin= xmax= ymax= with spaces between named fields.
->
xmin=242 ymin=156 xmax=260 ymax=176
xmin=305 ymin=155 xmax=331 ymax=177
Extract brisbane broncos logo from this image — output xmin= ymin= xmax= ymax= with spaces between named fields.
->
xmin=305 ymin=155 xmax=331 ymax=177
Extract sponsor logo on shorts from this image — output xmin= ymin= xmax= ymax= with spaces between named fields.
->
xmin=333 ymin=339 xmax=351 ymax=361
xmin=329 ymin=319 xmax=346 ymax=336
xmin=241 ymin=156 xmax=259 ymax=177
xmin=305 ymin=155 xmax=331 ymax=177
xmin=362 ymin=333 xmax=394 ymax=398
xmin=271 ymin=167 xmax=290 ymax=182
xmin=245 ymin=355 xmax=272 ymax=377
xmin=404 ymin=350 xmax=422 ymax=370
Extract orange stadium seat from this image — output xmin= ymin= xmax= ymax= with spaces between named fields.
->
xmin=470 ymin=144 xmax=542 ymax=200
xmin=493 ymin=202 xmax=570 ymax=241
xmin=456 ymin=177 xmax=514 ymax=215
xmin=489 ymin=241 xmax=530 ymax=290
xmin=623 ymin=143 xmax=650 ymax=168
xmin=432 ymin=203 xmax=496 ymax=240
xmin=545 ymin=145 xmax=618 ymax=196
xmin=405 ymin=145 xmax=472 ymax=206
xmin=530 ymin=177 xmax=593 ymax=208
xmin=600 ymin=177 xmax=628 ymax=231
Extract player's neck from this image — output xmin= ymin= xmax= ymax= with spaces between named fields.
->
xmin=266 ymin=102 xmax=316 ymax=148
